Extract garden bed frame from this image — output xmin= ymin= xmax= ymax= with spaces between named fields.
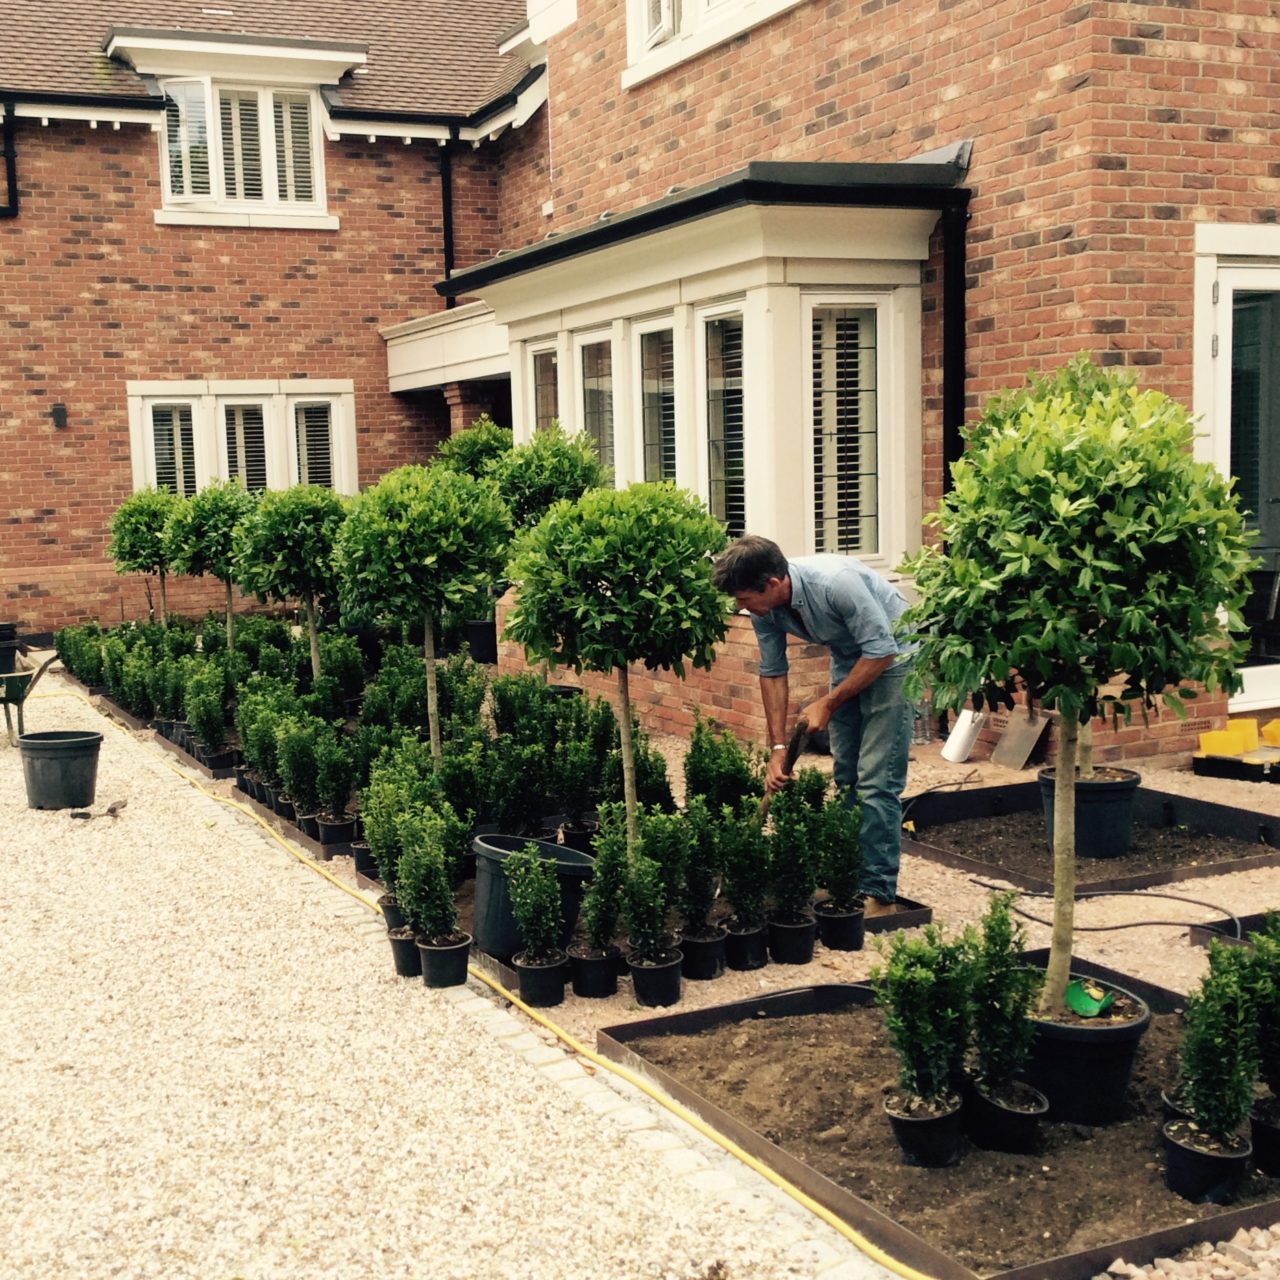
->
xmin=902 ymin=781 xmax=1280 ymax=893
xmin=1189 ymin=911 xmax=1277 ymax=950
xmin=597 ymin=954 xmax=1280 ymax=1280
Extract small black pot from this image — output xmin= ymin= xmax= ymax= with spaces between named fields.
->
xmin=569 ymin=947 xmax=619 ymax=999
xmin=559 ymin=822 xmax=598 ymax=856
xmin=379 ymin=894 xmax=406 ymax=932
xmin=1162 ymin=1120 xmax=1251 ymax=1203
xmin=232 ymin=763 xmax=250 ymax=794
xmin=296 ymin=812 xmax=321 ymax=840
xmin=767 ymin=914 xmax=817 ymax=965
xmin=814 ymin=901 xmax=865 ymax=952
xmin=514 ymin=951 xmax=566 ymax=1008
xmin=316 ymin=814 xmax=357 ymax=846
xmin=274 ymin=793 xmax=296 ymax=824
xmin=884 ymin=1092 xmax=965 ymax=1167
xmin=964 ymin=1079 xmax=1049 ymax=1154
xmin=1251 ymin=1103 xmax=1280 ymax=1177
xmin=629 ymin=948 xmax=683 ymax=1008
xmin=1161 ymin=1084 xmax=1194 ymax=1122
xmin=387 ymin=928 xmax=422 ymax=978
xmin=725 ymin=924 xmax=768 ymax=971
xmin=680 ymin=927 xmax=727 ymax=981
xmin=417 ymin=933 xmax=472 ymax=989
xmin=351 ymin=841 xmax=376 ymax=876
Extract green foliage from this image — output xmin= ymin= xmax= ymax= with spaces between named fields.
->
xmin=275 ymin=715 xmax=328 ymax=814
xmin=435 ymin=651 xmax=488 ymax=735
xmin=1246 ymin=914 xmax=1280 ymax=1099
xmin=360 ymin=642 xmax=429 ymax=733
xmin=108 ymin=488 xmax=178 ymax=576
xmin=552 ymin=736 xmax=597 ymax=827
xmin=490 ymin=672 xmax=560 ymax=746
xmin=815 ymin=790 xmax=864 ymax=914
xmin=601 ymin=724 xmax=674 ymax=811
xmin=901 ymin=356 xmax=1257 ymax=724
xmin=580 ymin=803 xmax=627 ymax=953
xmin=54 ymin=624 xmax=105 ymax=686
xmin=360 ymin=736 xmax=445 ymax=888
xmin=314 ymin=731 xmax=354 ymax=818
xmin=393 ymin=808 xmax=458 ymax=941
xmin=505 ymin=482 xmax=730 ymax=679
xmin=334 ymin=464 xmax=512 ymax=628
xmin=623 ymin=851 xmax=670 ymax=963
xmin=718 ymin=797 xmax=770 ymax=930
xmin=301 ymin=673 xmax=344 ymax=722
xmin=684 ymin=712 xmax=760 ymax=811
xmin=234 ymin=678 xmax=300 ymax=785
xmin=767 ymin=770 xmax=826 ymax=919
xmin=318 ymin=632 xmax=365 ymax=702
xmin=433 ymin=414 xmax=512 ymax=478
xmin=163 ymin=480 xmax=257 ymax=585
xmin=148 ymin=654 xmax=194 ymax=721
xmin=971 ymin=893 xmax=1042 ymax=1090
xmin=505 ymin=843 xmax=563 ymax=964
xmin=184 ymin=658 xmax=228 ymax=749
xmin=101 ymin=635 xmax=128 ymax=703
xmin=234 ymin=484 xmax=346 ymax=608
xmin=120 ymin=645 xmax=156 ymax=719
xmin=635 ymin=807 xmax=690 ymax=927
xmin=485 ymin=422 xmax=608 ymax=532
xmin=490 ymin=740 xmax=549 ymax=833
xmin=872 ymin=925 xmax=975 ymax=1103
xmin=1181 ymin=941 xmax=1259 ymax=1141
xmin=681 ymin=796 xmax=722 ymax=932
xmin=433 ymin=732 xmax=491 ymax=827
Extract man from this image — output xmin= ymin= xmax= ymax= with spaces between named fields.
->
xmin=711 ymin=535 xmax=914 ymax=918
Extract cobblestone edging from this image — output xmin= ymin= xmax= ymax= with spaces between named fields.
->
xmin=1097 ymin=1227 xmax=1280 ymax=1280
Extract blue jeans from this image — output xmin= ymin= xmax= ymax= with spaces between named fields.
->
xmin=827 ymin=660 xmax=913 ymax=904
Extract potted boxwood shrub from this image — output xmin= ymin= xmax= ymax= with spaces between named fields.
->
xmin=680 ymin=797 xmax=727 ymax=981
xmin=108 ymin=488 xmax=179 ymax=626
xmin=966 ymin=892 xmax=1048 ymax=1153
xmin=1246 ymin=913 xmax=1280 ymax=1175
xmin=1164 ymin=940 xmax=1258 ymax=1203
xmin=764 ymin=768 xmax=826 ymax=965
xmin=505 ymin=842 xmax=566 ymax=1008
xmin=275 ymin=715 xmax=326 ymax=829
xmin=396 ymin=807 xmax=471 ymax=988
xmin=183 ymin=658 xmax=231 ymax=767
xmin=569 ymin=802 xmax=627 ymax=998
xmin=902 ymin=356 xmax=1255 ymax=1118
xmin=623 ymin=850 xmax=681 ymax=1008
xmin=432 ymin=414 xmax=512 ymax=478
xmin=505 ymin=482 xmax=728 ymax=852
xmin=872 ymin=924 xmax=974 ymax=1167
xmin=684 ymin=712 xmax=760 ymax=813
xmin=314 ymin=730 xmax=357 ymax=847
xmin=813 ymin=788 xmax=865 ymax=952
xmin=719 ymin=796 xmax=771 ymax=971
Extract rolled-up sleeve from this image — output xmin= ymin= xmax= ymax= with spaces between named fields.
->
xmin=826 ymin=574 xmax=901 ymax=659
xmin=751 ymin=615 xmax=790 ymax=677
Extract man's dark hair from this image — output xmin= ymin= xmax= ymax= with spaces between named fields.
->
xmin=711 ymin=535 xmax=788 ymax=594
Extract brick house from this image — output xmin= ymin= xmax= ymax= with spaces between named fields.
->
xmin=4 ymin=0 xmax=1277 ymax=762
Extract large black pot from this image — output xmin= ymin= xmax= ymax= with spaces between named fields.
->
xmin=963 ymin=1078 xmax=1049 ymax=1154
xmin=725 ymin=923 xmax=768 ymax=971
xmin=814 ymin=901 xmax=865 ymax=952
xmin=18 ymin=730 xmax=103 ymax=810
xmin=1162 ymin=1120 xmax=1251 ymax=1203
xmin=1024 ymin=981 xmax=1151 ymax=1123
xmin=387 ymin=928 xmax=422 ymax=978
xmin=629 ymin=949 xmax=683 ymax=1008
xmin=1038 ymin=766 xmax=1141 ymax=859
xmin=465 ymin=618 xmax=498 ymax=665
xmin=316 ymin=814 xmax=357 ymax=848
xmin=514 ymin=951 xmax=566 ymax=1008
xmin=884 ymin=1092 xmax=965 ymax=1167
xmin=569 ymin=947 xmax=619 ymax=998
xmin=767 ymin=914 xmax=816 ymax=965
xmin=680 ymin=927 xmax=727 ymax=981
xmin=1251 ymin=1103 xmax=1280 ymax=1177
xmin=471 ymin=834 xmax=594 ymax=963
xmin=417 ymin=933 xmax=471 ymax=989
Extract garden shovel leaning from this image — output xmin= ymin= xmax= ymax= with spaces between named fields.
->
xmin=758 ymin=717 xmax=809 ymax=821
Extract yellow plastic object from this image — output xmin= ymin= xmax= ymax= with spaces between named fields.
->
xmin=1199 ymin=729 xmax=1247 ymax=757
xmin=1228 ymin=718 xmax=1259 ymax=751
xmin=1263 ymin=719 xmax=1280 ymax=748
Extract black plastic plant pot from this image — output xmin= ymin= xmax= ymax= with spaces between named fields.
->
xmin=417 ymin=934 xmax=472 ymax=989
xmin=1162 ymin=1121 xmax=1251 ymax=1204
xmin=296 ymin=812 xmax=321 ymax=840
xmin=17 ymin=730 xmax=103 ymax=810
xmin=514 ymin=952 xmax=566 ymax=1008
xmin=725 ymin=924 xmax=768 ymax=971
xmin=1161 ymin=1085 xmax=1194 ymax=1123
xmin=629 ymin=949 xmax=683 ymax=1008
xmin=1251 ymin=1105 xmax=1280 ymax=1177
xmin=680 ymin=927 xmax=727 ymax=981
xmin=0 ymin=637 xmax=21 ymax=674
xmin=559 ymin=822 xmax=598 ymax=857
xmin=814 ymin=902 xmax=866 ymax=952
xmin=387 ymin=929 xmax=422 ymax=978
xmin=569 ymin=947 xmax=619 ymax=998
xmin=767 ymin=915 xmax=817 ymax=965
xmin=316 ymin=815 xmax=357 ymax=846
xmin=379 ymin=894 xmax=406 ymax=932
xmin=884 ymin=1093 xmax=965 ymax=1167
xmin=471 ymin=834 xmax=594 ymax=963
xmin=465 ymin=618 xmax=498 ymax=665
xmin=963 ymin=1079 xmax=1049 ymax=1154
xmin=1024 ymin=982 xmax=1151 ymax=1123
xmin=351 ymin=841 xmax=376 ymax=876
xmin=233 ymin=763 xmax=249 ymax=794
xmin=274 ymin=794 xmax=296 ymax=824
xmin=1038 ymin=766 xmax=1141 ymax=859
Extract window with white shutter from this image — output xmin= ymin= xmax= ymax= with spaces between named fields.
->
xmin=580 ymin=341 xmax=615 ymax=470
xmin=163 ymin=83 xmax=212 ymax=200
xmin=294 ymin=403 xmax=334 ymax=489
xmin=224 ymin=404 xmax=268 ymax=491
xmin=811 ymin=307 xmax=879 ymax=555
xmin=218 ymin=90 xmax=264 ymax=201
xmin=641 ymin=330 xmax=676 ymax=483
xmin=273 ymin=94 xmax=315 ymax=204
xmin=152 ymin=404 xmax=198 ymax=497
xmin=706 ymin=315 xmax=745 ymax=537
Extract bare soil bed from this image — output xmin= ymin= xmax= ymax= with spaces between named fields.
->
xmin=629 ymin=1002 xmax=1280 ymax=1277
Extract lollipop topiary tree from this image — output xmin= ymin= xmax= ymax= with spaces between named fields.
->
xmin=505 ymin=482 xmax=729 ymax=852
xmin=484 ymin=421 xmax=608 ymax=533
xmin=334 ymin=465 xmax=511 ymax=768
xmin=108 ymin=487 xmax=180 ymax=625
xmin=235 ymin=484 xmax=347 ymax=680
xmin=432 ymin=414 xmax=513 ymax=478
xmin=902 ymin=356 xmax=1256 ymax=1015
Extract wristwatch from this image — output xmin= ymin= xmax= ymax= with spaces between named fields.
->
xmin=770 ymin=743 xmax=787 ymax=752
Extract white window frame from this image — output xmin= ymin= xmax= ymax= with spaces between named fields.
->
xmin=526 ymin=341 xmax=562 ymax=432
xmin=573 ymin=330 xmax=617 ymax=473
xmin=126 ymin=379 xmax=358 ymax=495
xmin=623 ymin=0 xmax=808 ymax=89
xmin=632 ymin=315 xmax=679 ymax=486
xmin=155 ymin=78 xmax=336 ymax=230
xmin=694 ymin=300 xmax=747 ymax=533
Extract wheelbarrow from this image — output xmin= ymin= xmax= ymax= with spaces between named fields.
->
xmin=2 ymin=651 xmax=59 ymax=746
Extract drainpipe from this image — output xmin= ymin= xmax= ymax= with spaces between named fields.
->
xmin=1 ymin=101 xmax=17 ymax=219
xmin=940 ymin=199 xmax=969 ymax=492
xmin=440 ymin=129 xmax=456 ymax=309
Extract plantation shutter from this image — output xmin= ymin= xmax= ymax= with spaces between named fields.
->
xmin=580 ymin=341 xmax=615 ymax=470
xmin=218 ymin=90 xmax=264 ymax=201
xmin=272 ymin=94 xmax=315 ymax=204
xmin=532 ymin=350 xmax=559 ymax=432
xmin=641 ymin=330 xmax=676 ymax=483
xmin=645 ymin=0 xmax=676 ymax=46
xmin=224 ymin=404 xmax=268 ymax=491
xmin=295 ymin=403 xmax=334 ymax=488
xmin=706 ymin=316 xmax=745 ymax=537
xmin=163 ymin=84 xmax=211 ymax=199
xmin=812 ymin=307 xmax=879 ymax=555
xmin=152 ymin=404 xmax=197 ymax=497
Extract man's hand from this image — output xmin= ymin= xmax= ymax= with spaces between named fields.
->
xmin=799 ymin=695 xmax=835 ymax=734
xmin=765 ymin=749 xmax=793 ymax=794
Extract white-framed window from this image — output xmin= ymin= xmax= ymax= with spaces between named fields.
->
xmin=127 ymin=380 xmax=357 ymax=495
xmin=530 ymin=345 xmax=560 ymax=431
xmin=157 ymin=79 xmax=331 ymax=227
xmin=624 ymin=0 xmax=806 ymax=88
xmin=700 ymin=309 xmax=746 ymax=537
xmin=636 ymin=321 xmax=677 ymax=483
xmin=576 ymin=334 xmax=615 ymax=470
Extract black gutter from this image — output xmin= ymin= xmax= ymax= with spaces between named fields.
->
xmin=440 ymin=131 xmax=456 ymax=309
xmin=941 ymin=202 xmax=969 ymax=491
xmin=0 ymin=100 xmax=16 ymax=218
xmin=0 ymin=88 xmax=165 ymax=112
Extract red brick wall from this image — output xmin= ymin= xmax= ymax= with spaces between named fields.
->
xmin=0 ymin=121 xmax=502 ymax=632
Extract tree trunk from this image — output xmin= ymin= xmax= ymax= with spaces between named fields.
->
xmin=305 ymin=593 xmax=321 ymax=682
xmin=1039 ymin=714 xmax=1078 ymax=1015
xmin=1078 ymin=718 xmax=1094 ymax=780
xmin=158 ymin=568 xmax=168 ymax=628
xmin=224 ymin=579 xmax=235 ymax=651
xmin=424 ymin=611 xmax=442 ymax=770
xmin=616 ymin=664 xmax=638 ymax=856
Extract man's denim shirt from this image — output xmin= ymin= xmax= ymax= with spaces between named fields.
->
xmin=750 ymin=555 xmax=914 ymax=684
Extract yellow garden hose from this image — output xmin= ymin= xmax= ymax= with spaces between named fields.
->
xmin=28 ymin=685 xmax=936 ymax=1280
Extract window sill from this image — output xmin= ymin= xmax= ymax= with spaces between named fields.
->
xmin=154 ymin=209 xmax=340 ymax=230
